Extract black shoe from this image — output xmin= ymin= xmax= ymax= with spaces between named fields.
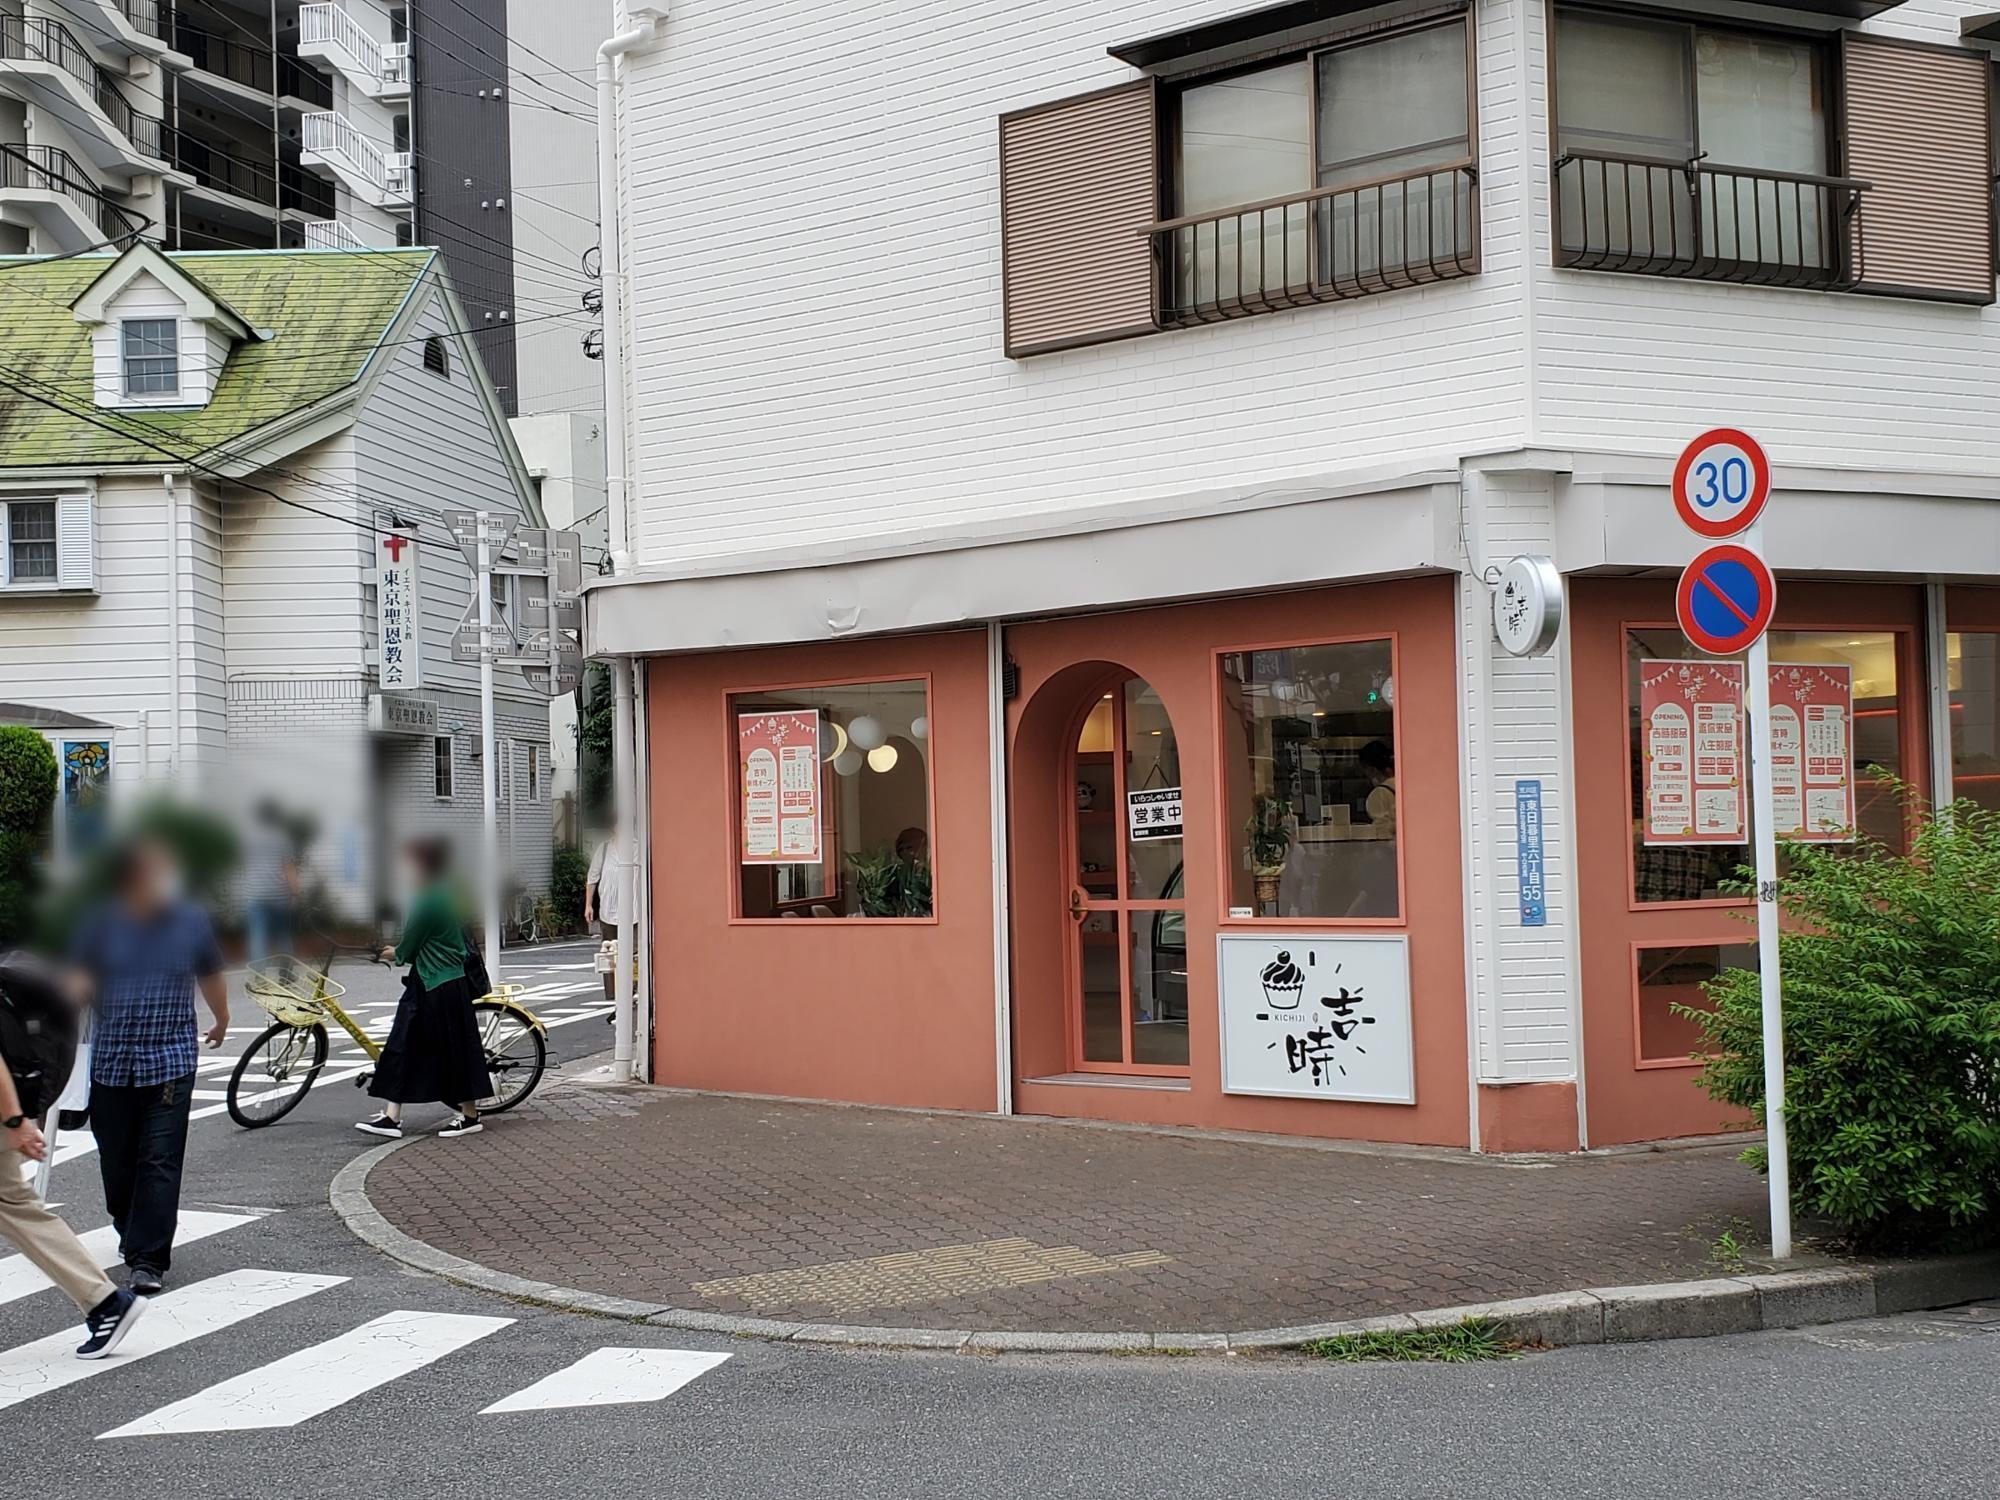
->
xmin=355 ymin=1113 xmax=403 ymax=1139
xmin=77 ymin=1289 xmax=145 ymax=1359
xmin=128 ymin=1266 xmax=164 ymax=1296
xmin=436 ymin=1114 xmax=483 ymax=1138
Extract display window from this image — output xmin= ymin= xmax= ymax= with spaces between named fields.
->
xmin=731 ymin=677 xmax=934 ymax=920
xmin=1216 ymin=638 xmax=1401 ymax=922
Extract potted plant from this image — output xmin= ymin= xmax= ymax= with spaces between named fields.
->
xmin=1246 ymin=794 xmax=1293 ymax=909
xmin=845 ymin=846 xmax=903 ymax=917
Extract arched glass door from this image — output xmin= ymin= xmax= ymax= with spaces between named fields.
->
xmin=1066 ymin=676 xmax=1188 ymax=1074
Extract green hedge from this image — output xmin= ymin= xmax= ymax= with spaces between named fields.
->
xmin=0 ymin=729 xmax=55 ymax=945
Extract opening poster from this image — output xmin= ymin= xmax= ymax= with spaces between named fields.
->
xmin=1640 ymin=660 xmax=1746 ymax=845
xmin=738 ymin=709 xmax=822 ymax=864
xmin=1768 ymin=663 xmax=1855 ymax=842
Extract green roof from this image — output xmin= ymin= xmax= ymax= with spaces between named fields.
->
xmin=0 ymin=248 xmax=438 ymax=470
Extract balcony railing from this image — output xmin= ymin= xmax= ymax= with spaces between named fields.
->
xmin=303 ymin=217 xmax=366 ymax=250
xmin=1147 ymin=164 xmax=1480 ymax=326
xmin=0 ymin=15 xmax=165 ymax=159
xmin=1554 ymin=151 xmax=1869 ymax=291
xmin=278 ymin=53 xmax=334 ymax=108
xmin=0 ymin=142 xmax=148 ymax=243
xmin=281 ymin=161 xmax=335 ymax=217
xmin=171 ymin=125 xmax=272 ymax=201
xmin=174 ymin=21 xmax=271 ymax=91
xmin=119 ymin=0 xmax=174 ymax=42
xmin=300 ymin=2 xmax=383 ymax=78
xmin=302 ymin=109 xmax=388 ymax=192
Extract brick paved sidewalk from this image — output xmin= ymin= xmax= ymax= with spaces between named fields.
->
xmin=365 ymin=1086 xmax=1770 ymax=1334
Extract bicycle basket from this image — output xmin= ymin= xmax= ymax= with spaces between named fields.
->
xmin=244 ymin=957 xmax=343 ymax=1027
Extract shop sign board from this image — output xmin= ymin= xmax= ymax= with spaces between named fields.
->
xmin=366 ymin=693 xmax=438 ymax=736
xmin=1676 ymin=544 xmax=1777 ymax=656
xmin=376 ymin=529 xmax=420 ymax=690
xmin=1768 ymin=663 xmax=1856 ymax=842
xmin=1672 ymin=427 xmax=1771 ymax=538
xmin=1514 ymin=778 xmax=1547 ymax=927
xmin=1492 ymin=555 xmax=1563 ymax=658
xmin=1216 ymin=933 xmax=1414 ymax=1105
xmin=738 ymin=709 xmax=822 ymax=864
xmin=1640 ymin=660 xmax=1746 ymax=845
xmin=1127 ymin=786 xmax=1183 ymax=841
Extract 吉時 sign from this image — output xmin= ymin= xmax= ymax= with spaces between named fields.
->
xmin=1216 ymin=933 xmax=1414 ymax=1104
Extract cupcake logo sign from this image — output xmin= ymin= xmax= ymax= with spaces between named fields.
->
xmin=1257 ymin=948 xmax=1376 ymax=1087
xmin=1219 ymin=934 xmax=1414 ymax=1104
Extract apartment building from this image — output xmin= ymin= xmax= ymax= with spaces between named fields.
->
xmin=0 ymin=0 xmax=524 ymax=407
xmin=587 ymin=0 xmax=2000 ymax=1152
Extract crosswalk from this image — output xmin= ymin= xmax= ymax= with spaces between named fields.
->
xmin=0 ymin=1213 xmax=732 ymax=1437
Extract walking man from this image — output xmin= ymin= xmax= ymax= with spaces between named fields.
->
xmin=72 ymin=838 xmax=228 ymax=1296
xmin=0 ymin=1043 xmax=146 ymax=1356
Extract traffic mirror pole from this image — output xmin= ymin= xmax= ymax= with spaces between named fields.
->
xmin=1743 ymin=527 xmax=1791 ymax=1260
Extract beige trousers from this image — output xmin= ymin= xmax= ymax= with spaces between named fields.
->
xmin=0 ymin=1147 xmax=116 ymax=1313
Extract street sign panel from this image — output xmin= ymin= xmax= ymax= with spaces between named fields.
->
xmin=1677 ymin=543 xmax=1776 ymax=656
xmin=445 ymin=507 xmax=516 ymax=567
xmin=1672 ymin=428 xmax=1771 ymax=539
xmin=512 ymin=528 xmax=584 ymax=597
xmin=451 ymin=598 xmax=520 ymax=662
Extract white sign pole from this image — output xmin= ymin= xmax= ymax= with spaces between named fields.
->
xmin=1742 ymin=521 xmax=1791 ymax=1259
xmin=476 ymin=531 xmax=503 ymax=989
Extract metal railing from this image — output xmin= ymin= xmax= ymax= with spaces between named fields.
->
xmin=174 ymin=21 xmax=272 ymax=92
xmin=171 ymin=125 xmax=273 ymax=200
xmin=278 ymin=53 xmax=333 ymax=107
xmin=299 ymin=2 xmax=383 ymax=79
xmin=303 ymin=217 xmax=366 ymax=250
xmin=1554 ymin=150 xmax=1868 ymax=290
xmin=1146 ymin=164 xmax=1480 ymax=325
xmin=119 ymin=0 xmax=174 ymax=42
xmin=302 ymin=109 xmax=387 ymax=191
xmin=0 ymin=142 xmax=148 ymax=243
xmin=281 ymin=161 xmax=335 ymax=217
xmin=0 ymin=15 xmax=164 ymax=160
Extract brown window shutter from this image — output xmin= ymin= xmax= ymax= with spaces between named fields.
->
xmin=999 ymin=79 xmax=1160 ymax=357
xmin=1842 ymin=34 xmax=1996 ymax=304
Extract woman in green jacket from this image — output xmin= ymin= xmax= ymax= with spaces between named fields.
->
xmin=356 ymin=836 xmax=491 ymax=1139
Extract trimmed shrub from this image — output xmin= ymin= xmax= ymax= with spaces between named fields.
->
xmin=1684 ymin=782 xmax=2000 ymax=1249
xmin=550 ymin=843 xmax=590 ymax=934
xmin=0 ymin=729 xmax=56 ymax=945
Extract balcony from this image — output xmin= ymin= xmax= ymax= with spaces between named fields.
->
xmin=174 ymin=21 xmax=270 ymax=94
xmin=298 ymin=3 xmax=406 ymax=99
xmin=60 ymin=0 xmax=181 ymax=62
xmin=1554 ymin=152 xmax=1868 ymax=292
xmin=302 ymin=217 xmax=367 ymax=250
xmin=1147 ymin=164 xmax=1480 ymax=327
xmin=0 ymin=15 xmax=170 ymax=176
xmin=0 ymin=143 xmax=149 ymax=252
xmin=299 ymin=109 xmax=410 ymax=208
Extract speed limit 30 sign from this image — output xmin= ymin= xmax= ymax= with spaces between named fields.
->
xmin=1672 ymin=427 xmax=1771 ymax=539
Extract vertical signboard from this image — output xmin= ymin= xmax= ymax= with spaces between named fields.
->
xmin=376 ymin=529 xmax=420 ymax=690
xmin=1640 ymin=660 xmax=1746 ymax=845
xmin=1768 ymin=663 xmax=1855 ymax=842
xmin=1514 ymin=778 xmax=1547 ymax=927
xmin=738 ymin=710 xmax=823 ymax=864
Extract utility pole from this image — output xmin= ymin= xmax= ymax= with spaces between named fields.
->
xmin=477 ymin=530 xmax=502 ymax=985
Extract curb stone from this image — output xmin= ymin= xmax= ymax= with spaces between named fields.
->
xmin=329 ymin=1137 xmax=2000 ymax=1357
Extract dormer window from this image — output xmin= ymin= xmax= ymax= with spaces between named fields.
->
xmin=121 ymin=319 xmax=180 ymax=397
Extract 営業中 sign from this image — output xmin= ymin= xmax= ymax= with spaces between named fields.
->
xmin=1640 ymin=659 xmax=1746 ymax=845
xmin=1216 ymin=933 xmax=1413 ymax=1104
xmin=1673 ymin=428 xmax=1771 ymax=539
xmin=738 ymin=709 xmax=822 ymax=865
xmin=1768 ymin=663 xmax=1856 ymax=842
xmin=1676 ymin=543 xmax=1777 ymax=656
xmin=1127 ymin=786 xmax=1183 ymax=842
xmin=376 ymin=529 xmax=420 ymax=690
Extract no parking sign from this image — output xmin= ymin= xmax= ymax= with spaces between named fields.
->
xmin=1675 ymin=543 xmax=1777 ymax=656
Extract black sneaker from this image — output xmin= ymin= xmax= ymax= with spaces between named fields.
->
xmin=76 ymin=1289 xmax=145 ymax=1360
xmin=436 ymin=1114 xmax=483 ymax=1139
xmin=355 ymin=1113 xmax=403 ymax=1139
xmin=128 ymin=1266 xmax=164 ymax=1296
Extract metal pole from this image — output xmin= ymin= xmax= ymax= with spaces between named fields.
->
xmin=478 ymin=532 xmax=502 ymax=988
xmin=611 ymin=660 xmax=635 ymax=1077
xmin=1743 ymin=545 xmax=1791 ymax=1258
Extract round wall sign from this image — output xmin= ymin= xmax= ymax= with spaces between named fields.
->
xmin=1672 ymin=428 xmax=1771 ymax=539
xmin=1492 ymin=555 xmax=1563 ymax=658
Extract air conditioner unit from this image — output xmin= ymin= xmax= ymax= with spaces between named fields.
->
xmin=385 ymin=150 xmax=414 ymax=197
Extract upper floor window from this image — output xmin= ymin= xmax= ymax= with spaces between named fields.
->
xmin=1552 ymin=10 xmax=1855 ymax=287
xmin=1163 ymin=17 xmax=1475 ymax=319
xmin=120 ymin=318 xmax=180 ymax=396
xmin=3 ymin=500 xmax=57 ymax=585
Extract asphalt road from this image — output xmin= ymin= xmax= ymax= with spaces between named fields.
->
xmin=10 ymin=939 xmax=1998 ymax=1498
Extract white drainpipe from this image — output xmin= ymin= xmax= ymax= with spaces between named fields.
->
xmin=162 ymin=471 xmax=181 ymax=782
xmin=598 ymin=3 xmax=668 ymax=1080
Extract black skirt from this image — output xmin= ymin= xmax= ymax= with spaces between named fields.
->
xmin=368 ymin=972 xmax=493 ymax=1107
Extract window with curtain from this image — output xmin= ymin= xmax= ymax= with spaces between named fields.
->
xmin=4 ymin=500 xmax=56 ymax=584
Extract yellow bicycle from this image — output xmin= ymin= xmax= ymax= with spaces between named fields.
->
xmin=228 ymin=939 xmax=547 ymax=1128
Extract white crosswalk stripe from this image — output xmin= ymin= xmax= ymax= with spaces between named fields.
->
xmin=0 ymin=1269 xmax=344 ymax=1413
xmin=481 ymin=1347 xmax=732 ymax=1413
xmin=0 ymin=1211 xmax=257 ymax=1308
xmin=101 ymin=1309 xmax=515 ymax=1437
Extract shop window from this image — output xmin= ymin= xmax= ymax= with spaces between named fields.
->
xmin=733 ymin=679 xmax=932 ymax=920
xmin=1220 ymin=640 xmax=1398 ymax=920
xmin=1626 ymin=629 xmax=1904 ymax=904
xmin=1948 ymin=632 xmax=2000 ymax=815
xmin=1635 ymin=942 xmax=1755 ymax=1066
xmin=433 ymin=735 xmax=454 ymax=799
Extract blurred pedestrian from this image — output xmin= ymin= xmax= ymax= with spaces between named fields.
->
xmin=71 ymin=837 xmax=229 ymax=1297
xmin=583 ymin=828 xmax=628 ymax=1012
xmin=242 ymin=798 xmax=301 ymax=963
xmin=356 ymin=836 xmax=490 ymax=1140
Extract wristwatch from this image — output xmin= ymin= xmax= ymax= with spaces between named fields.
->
xmin=1 ymin=1115 xmax=23 ymax=1130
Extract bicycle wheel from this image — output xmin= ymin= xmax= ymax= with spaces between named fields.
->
xmin=471 ymin=1001 xmax=546 ymax=1114
xmin=227 ymin=1022 xmax=329 ymax=1128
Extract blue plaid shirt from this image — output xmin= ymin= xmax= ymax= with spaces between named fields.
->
xmin=75 ymin=900 xmax=223 ymax=1088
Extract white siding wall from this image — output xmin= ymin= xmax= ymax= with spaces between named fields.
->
xmin=617 ymin=0 xmax=1532 ymax=568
